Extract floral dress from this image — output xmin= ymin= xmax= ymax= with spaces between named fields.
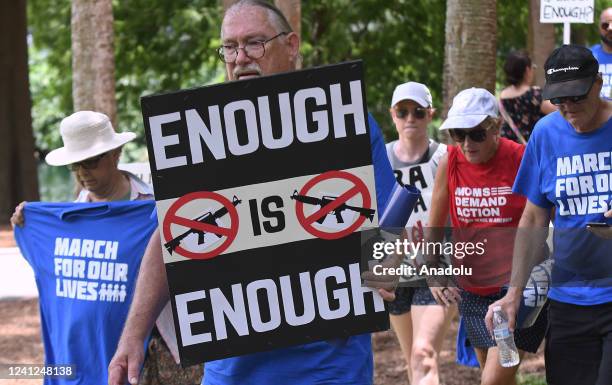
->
xmin=500 ymin=86 xmax=545 ymax=143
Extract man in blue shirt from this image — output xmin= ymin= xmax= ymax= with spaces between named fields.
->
xmin=108 ymin=1 xmax=396 ymax=385
xmin=590 ymin=7 xmax=612 ymax=100
xmin=486 ymin=45 xmax=612 ymax=385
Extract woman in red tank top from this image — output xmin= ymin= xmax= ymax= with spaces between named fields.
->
xmin=425 ymin=88 xmax=547 ymax=384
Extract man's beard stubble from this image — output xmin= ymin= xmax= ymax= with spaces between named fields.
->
xmin=601 ymin=33 xmax=612 ymax=48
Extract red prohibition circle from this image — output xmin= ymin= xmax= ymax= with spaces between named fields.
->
xmin=294 ymin=170 xmax=372 ymax=240
xmin=162 ymin=191 xmax=239 ymax=260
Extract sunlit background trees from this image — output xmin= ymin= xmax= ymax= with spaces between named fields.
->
xmin=1 ymin=0 xmax=608 ymax=222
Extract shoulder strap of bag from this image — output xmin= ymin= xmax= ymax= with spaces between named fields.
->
xmin=498 ymin=99 xmax=527 ymax=145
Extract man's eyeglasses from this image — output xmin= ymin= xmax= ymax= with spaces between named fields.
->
xmin=448 ymin=124 xmax=492 ymax=143
xmin=601 ymin=22 xmax=610 ymax=30
xmin=68 ymin=152 xmax=108 ymax=171
xmin=218 ymin=32 xmax=288 ymax=63
xmin=549 ymin=93 xmax=589 ymax=106
xmin=395 ymin=107 xmax=428 ymax=120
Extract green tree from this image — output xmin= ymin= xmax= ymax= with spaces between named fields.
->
xmin=28 ymin=0 xmax=73 ymax=155
xmin=301 ymin=0 xmax=446 ymax=138
xmin=443 ymin=0 xmax=497 ymax=117
xmin=1 ymin=0 xmax=40 ymax=223
xmin=528 ymin=0 xmax=555 ymax=88
xmin=33 ymin=0 xmax=593 ymax=148
xmin=28 ymin=0 xmax=223 ymax=160
xmin=72 ymin=0 xmax=117 ymax=126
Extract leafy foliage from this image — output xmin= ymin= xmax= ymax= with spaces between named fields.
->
xmin=28 ymin=0 xmax=72 ymax=154
xmin=28 ymin=0 xmax=224 ymax=160
xmin=301 ymin=0 xmax=446 ymax=138
xmin=27 ymin=0 xmax=611 ymax=151
xmin=113 ymin=0 xmax=223 ymax=153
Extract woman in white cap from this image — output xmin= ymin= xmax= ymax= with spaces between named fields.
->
xmin=10 ymin=111 xmax=202 ymax=384
xmin=424 ymin=88 xmax=547 ymax=384
xmin=384 ymin=81 xmax=455 ymax=384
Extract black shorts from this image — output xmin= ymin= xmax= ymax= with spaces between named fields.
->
xmin=458 ymin=290 xmax=547 ymax=353
xmin=388 ymin=286 xmax=438 ymax=315
xmin=545 ymin=299 xmax=612 ymax=385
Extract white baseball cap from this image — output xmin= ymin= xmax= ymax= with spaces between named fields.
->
xmin=390 ymin=81 xmax=433 ymax=108
xmin=439 ymin=88 xmax=498 ymax=130
xmin=45 ymin=111 xmax=136 ymax=166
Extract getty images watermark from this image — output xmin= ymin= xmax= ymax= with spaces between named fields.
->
xmin=367 ymin=236 xmax=486 ymax=279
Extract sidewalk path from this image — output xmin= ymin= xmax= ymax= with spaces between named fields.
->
xmin=0 ymin=226 xmax=37 ymax=299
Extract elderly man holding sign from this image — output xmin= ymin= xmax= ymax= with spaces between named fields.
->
xmin=108 ymin=1 xmax=397 ymax=385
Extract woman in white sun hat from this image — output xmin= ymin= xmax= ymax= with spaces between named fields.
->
xmin=424 ymin=88 xmax=548 ymax=385
xmin=11 ymin=110 xmax=149 ymax=215
xmin=10 ymin=110 xmax=203 ymax=384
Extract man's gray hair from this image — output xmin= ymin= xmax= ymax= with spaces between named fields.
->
xmin=223 ymin=0 xmax=293 ymax=38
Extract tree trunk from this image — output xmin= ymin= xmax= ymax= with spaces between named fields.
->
xmin=0 ymin=0 xmax=40 ymax=223
xmin=274 ymin=0 xmax=301 ymax=37
xmin=222 ymin=0 xmax=238 ymax=12
xmin=528 ymin=0 xmax=556 ymax=87
xmin=275 ymin=0 xmax=301 ymax=68
xmin=71 ymin=0 xmax=117 ymax=128
xmin=442 ymin=0 xmax=497 ymax=118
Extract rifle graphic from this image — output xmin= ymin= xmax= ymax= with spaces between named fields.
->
xmin=164 ymin=195 xmax=241 ymax=255
xmin=290 ymin=190 xmax=375 ymax=224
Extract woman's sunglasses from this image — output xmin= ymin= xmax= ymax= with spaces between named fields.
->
xmin=68 ymin=152 xmax=109 ymax=171
xmin=601 ymin=22 xmax=610 ymax=30
xmin=448 ymin=127 xmax=489 ymax=143
xmin=395 ymin=107 xmax=428 ymax=120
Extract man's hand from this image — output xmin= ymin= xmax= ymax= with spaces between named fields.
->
xmin=485 ymin=287 xmax=522 ymax=334
xmin=586 ymin=209 xmax=612 ymax=239
xmin=108 ymin=336 xmax=145 ymax=385
xmin=10 ymin=201 xmax=26 ymax=228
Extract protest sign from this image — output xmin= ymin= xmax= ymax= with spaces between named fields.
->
xmin=540 ymin=0 xmax=594 ymax=24
xmin=141 ymin=61 xmax=388 ymax=365
xmin=119 ymin=162 xmax=152 ymax=185
xmin=540 ymin=0 xmax=594 ymax=44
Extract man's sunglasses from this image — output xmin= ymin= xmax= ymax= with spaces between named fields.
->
xmin=68 ymin=152 xmax=108 ymax=171
xmin=395 ymin=107 xmax=428 ymax=120
xmin=549 ymin=93 xmax=588 ymax=106
xmin=601 ymin=22 xmax=610 ymax=30
xmin=448 ymin=127 xmax=489 ymax=143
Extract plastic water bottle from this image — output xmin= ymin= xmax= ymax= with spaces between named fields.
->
xmin=493 ymin=306 xmax=520 ymax=367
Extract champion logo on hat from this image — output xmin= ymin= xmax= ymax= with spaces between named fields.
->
xmin=546 ymin=66 xmax=579 ymax=75
xmin=542 ymin=45 xmax=599 ymax=100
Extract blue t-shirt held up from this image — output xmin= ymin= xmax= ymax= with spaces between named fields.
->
xmin=513 ymin=112 xmax=612 ymax=306
xmin=203 ymin=114 xmax=395 ymax=385
xmin=15 ymin=201 xmax=158 ymax=385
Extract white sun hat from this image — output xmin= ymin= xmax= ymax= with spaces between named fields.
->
xmin=439 ymin=88 xmax=498 ymax=130
xmin=45 ymin=111 xmax=136 ymax=166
